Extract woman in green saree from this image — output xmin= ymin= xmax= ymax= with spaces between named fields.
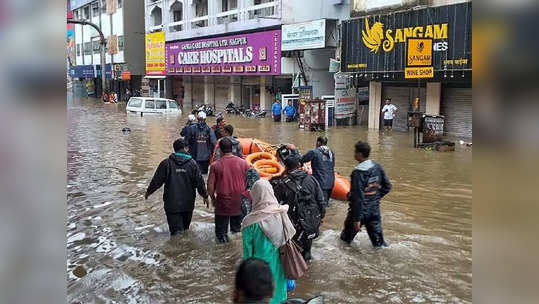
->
xmin=242 ymin=179 xmax=296 ymax=304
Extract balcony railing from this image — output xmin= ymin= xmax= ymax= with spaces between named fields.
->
xmin=150 ymin=24 xmax=163 ymax=32
xmin=246 ymin=2 xmax=277 ymax=19
xmin=191 ymin=15 xmax=209 ymax=29
xmin=216 ymin=9 xmax=239 ymax=25
xmin=168 ymin=20 xmax=184 ymax=32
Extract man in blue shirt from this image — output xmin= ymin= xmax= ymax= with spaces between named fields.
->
xmin=284 ymin=100 xmax=296 ymax=122
xmin=271 ymin=99 xmax=282 ymax=122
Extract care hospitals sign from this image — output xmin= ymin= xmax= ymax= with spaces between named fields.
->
xmin=145 ymin=32 xmax=166 ymax=76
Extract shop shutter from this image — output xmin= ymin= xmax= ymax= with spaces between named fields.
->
xmin=215 ymin=85 xmax=228 ymax=111
xmin=382 ymin=86 xmax=426 ymax=131
xmin=441 ymin=88 xmax=472 ymax=138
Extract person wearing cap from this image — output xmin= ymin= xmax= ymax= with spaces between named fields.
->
xmin=188 ymin=111 xmax=216 ymax=174
xmin=271 ymin=155 xmax=325 ymax=261
xmin=145 ymin=138 xmax=209 ymax=236
xmin=180 ymin=114 xmax=197 ymax=139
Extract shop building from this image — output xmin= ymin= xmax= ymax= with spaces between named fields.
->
xmin=71 ymin=0 xmax=145 ymax=99
xmin=341 ymin=0 xmax=472 ymax=138
xmin=144 ymin=0 xmax=350 ymax=111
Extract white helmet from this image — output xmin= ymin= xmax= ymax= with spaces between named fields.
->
xmin=197 ymin=111 xmax=207 ymax=119
xmin=188 ymin=114 xmax=196 ymax=121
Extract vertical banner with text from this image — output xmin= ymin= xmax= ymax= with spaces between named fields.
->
xmin=145 ymin=32 xmax=166 ymax=76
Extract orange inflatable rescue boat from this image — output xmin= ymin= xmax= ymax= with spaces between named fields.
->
xmin=211 ymin=137 xmax=350 ymax=201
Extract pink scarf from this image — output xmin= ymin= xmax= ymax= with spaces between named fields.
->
xmin=241 ymin=180 xmax=296 ymax=247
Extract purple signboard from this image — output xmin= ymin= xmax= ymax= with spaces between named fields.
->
xmin=166 ymin=29 xmax=281 ymax=76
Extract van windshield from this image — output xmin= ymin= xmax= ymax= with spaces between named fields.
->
xmin=128 ymin=98 xmax=142 ymax=108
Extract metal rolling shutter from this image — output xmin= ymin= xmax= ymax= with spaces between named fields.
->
xmin=382 ymin=86 xmax=426 ymax=131
xmin=441 ymin=88 xmax=472 ymax=138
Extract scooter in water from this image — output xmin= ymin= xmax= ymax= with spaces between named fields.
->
xmin=284 ymin=296 xmax=324 ymax=304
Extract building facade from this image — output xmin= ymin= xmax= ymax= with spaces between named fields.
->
xmin=144 ymin=0 xmax=350 ymax=111
xmin=343 ymin=0 xmax=472 ymax=138
xmin=69 ymin=0 xmax=145 ymax=99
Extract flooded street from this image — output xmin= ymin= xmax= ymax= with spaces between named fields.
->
xmin=67 ymin=95 xmax=471 ymax=303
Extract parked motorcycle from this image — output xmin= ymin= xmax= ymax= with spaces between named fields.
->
xmin=191 ymin=104 xmax=214 ymax=117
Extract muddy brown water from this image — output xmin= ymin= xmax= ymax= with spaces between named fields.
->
xmin=67 ymin=95 xmax=471 ymax=303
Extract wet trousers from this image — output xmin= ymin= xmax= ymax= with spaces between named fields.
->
xmin=322 ymin=189 xmax=332 ymax=206
xmin=273 ymin=114 xmax=281 ymax=122
xmin=215 ymin=214 xmax=242 ymax=243
xmin=165 ymin=211 xmax=193 ymax=235
xmin=293 ymin=229 xmax=314 ymax=261
xmin=340 ymin=205 xmax=387 ymax=247
xmin=197 ymin=160 xmax=210 ymax=174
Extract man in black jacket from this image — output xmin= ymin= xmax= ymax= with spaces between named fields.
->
xmin=180 ymin=114 xmax=196 ymax=138
xmin=272 ymin=156 xmax=325 ymax=261
xmin=188 ymin=111 xmax=216 ymax=174
xmin=145 ymin=138 xmax=209 ymax=235
xmin=340 ymin=141 xmax=392 ymax=248
xmin=301 ymin=136 xmax=335 ymax=206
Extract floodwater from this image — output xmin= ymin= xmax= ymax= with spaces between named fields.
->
xmin=67 ymin=95 xmax=471 ymax=303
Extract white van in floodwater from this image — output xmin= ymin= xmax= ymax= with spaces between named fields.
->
xmin=126 ymin=97 xmax=182 ymax=116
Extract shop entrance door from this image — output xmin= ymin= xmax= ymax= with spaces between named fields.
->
xmin=242 ymin=85 xmax=260 ymax=109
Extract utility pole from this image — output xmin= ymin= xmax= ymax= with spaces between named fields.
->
xmin=67 ymin=19 xmax=107 ymax=97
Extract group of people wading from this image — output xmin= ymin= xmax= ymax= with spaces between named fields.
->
xmin=145 ymin=114 xmax=392 ymax=303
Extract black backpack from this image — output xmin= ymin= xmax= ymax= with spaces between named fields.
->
xmin=283 ymin=176 xmax=321 ymax=240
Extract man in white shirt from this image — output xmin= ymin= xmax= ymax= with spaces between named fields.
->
xmin=381 ymin=98 xmax=398 ymax=131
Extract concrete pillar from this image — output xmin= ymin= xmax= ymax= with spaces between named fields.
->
xmin=259 ymin=76 xmax=272 ymax=111
xmin=204 ymin=76 xmax=214 ymax=106
xmin=229 ymin=76 xmax=241 ymax=104
xmin=368 ymin=81 xmax=382 ymax=129
xmin=183 ymin=76 xmax=192 ymax=108
xmin=426 ymin=82 xmax=441 ymax=115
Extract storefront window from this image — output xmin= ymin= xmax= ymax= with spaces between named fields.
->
xmin=84 ymin=42 xmax=92 ymax=55
xmin=93 ymin=40 xmax=101 ymax=54
xmin=83 ymin=6 xmax=90 ymax=20
xmin=91 ymin=2 xmax=99 ymax=18
xmin=118 ymin=36 xmax=124 ymax=51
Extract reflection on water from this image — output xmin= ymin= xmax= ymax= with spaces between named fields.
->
xmin=67 ymin=95 xmax=472 ymax=303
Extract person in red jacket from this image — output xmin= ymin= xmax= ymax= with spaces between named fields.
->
xmin=208 ymin=137 xmax=250 ymax=243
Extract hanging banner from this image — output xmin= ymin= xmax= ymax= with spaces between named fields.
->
xmin=166 ymin=29 xmax=282 ymax=76
xmin=108 ymin=35 xmax=118 ymax=55
xmin=106 ymin=0 xmax=117 ymax=15
xmin=341 ymin=2 xmax=471 ymax=76
xmin=146 ymin=32 xmax=166 ymax=75
xmin=334 ymin=74 xmax=356 ymax=119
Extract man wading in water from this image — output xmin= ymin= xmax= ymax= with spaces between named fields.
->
xmin=145 ymin=138 xmax=209 ymax=235
xmin=340 ymin=141 xmax=392 ymax=248
xmin=208 ymin=138 xmax=250 ymax=243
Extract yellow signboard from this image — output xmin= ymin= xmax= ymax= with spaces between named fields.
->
xmin=407 ymin=38 xmax=432 ymax=66
xmin=405 ymin=67 xmax=434 ymax=79
xmin=145 ymin=32 xmax=166 ymax=76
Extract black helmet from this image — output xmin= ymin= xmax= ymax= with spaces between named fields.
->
xmin=276 ymin=144 xmax=301 ymax=164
